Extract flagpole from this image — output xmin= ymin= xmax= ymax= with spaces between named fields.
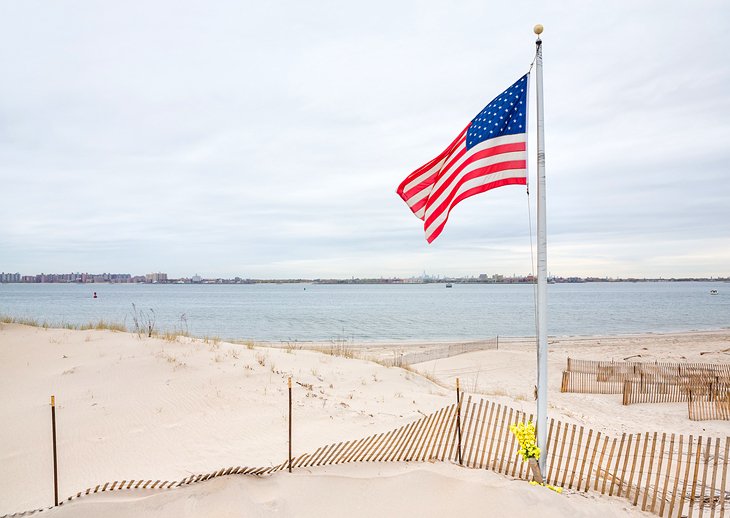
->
xmin=533 ymin=23 xmax=548 ymax=477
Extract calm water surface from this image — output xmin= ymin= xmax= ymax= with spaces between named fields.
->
xmin=0 ymin=282 xmax=728 ymax=342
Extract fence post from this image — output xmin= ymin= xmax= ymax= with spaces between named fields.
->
xmin=288 ymin=377 xmax=292 ymax=473
xmin=50 ymin=395 xmax=59 ymax=506
xmin=456 ymin=378 xmax=463 ymax=465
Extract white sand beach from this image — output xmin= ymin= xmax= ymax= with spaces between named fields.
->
xmin=2 ymin=323 xmax=729 ymax=517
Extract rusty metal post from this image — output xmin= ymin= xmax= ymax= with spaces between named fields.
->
xmin=456 ymin=378 xmax=463 ymax=465
xmin=51 ymin=395 xmax=59 ymax=506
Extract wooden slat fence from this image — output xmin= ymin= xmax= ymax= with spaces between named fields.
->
xmin=306 ymin=406 xmax=730 ymax=518
xmin=567 ymin=358 xmax=730 ymax=381
xmin=561 ymin=370 xmax=626 ymax=394
xmin=624 ymin=380 xmax=730 ymax=407
xmin=4 ymin=395 xmax=729 ymax=518
xmin=564 ymin=359 xmax=730 ymax=418
xmin=382 ymin=338 xmax=498 ymax=367
xmin=689 ymin=391 xmax=730 ymax=421
xmin=623 ymin=380 xmax=689 ymax=405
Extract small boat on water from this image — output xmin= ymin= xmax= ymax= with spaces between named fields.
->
xmin=445 ymin=283 xmax=453 ymax=288
xmin=710 ymin=289 xmax=718 ymax=295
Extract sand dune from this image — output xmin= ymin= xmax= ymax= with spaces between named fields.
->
xmin=47 ymin=463 xmax=648 ymax=518
xmin=2 ymin=323 xmax=728 ymax=516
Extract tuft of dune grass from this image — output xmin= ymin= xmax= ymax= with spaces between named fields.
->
xmin=1 ymin=315 xmax=126 ymax=332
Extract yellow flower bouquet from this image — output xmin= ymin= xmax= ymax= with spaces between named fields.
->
xmin=509 ymin=421 xmax=561 ymax=493
xmin=509 ymin=421 xmax=540 ymax=461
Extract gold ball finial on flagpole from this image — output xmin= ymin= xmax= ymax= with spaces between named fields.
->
xmin=534 ymin=24 xmax=544 ymax=36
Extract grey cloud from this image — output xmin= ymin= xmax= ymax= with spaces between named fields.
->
xmin=1 ymin=0 xmax=729 ymax=278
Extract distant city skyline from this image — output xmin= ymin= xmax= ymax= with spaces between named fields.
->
xmin=2 ymin=270 xmax=727 ymax=285
xmin=1 ymin=2 xmax=728 ymax=279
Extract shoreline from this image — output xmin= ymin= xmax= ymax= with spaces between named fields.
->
xmin=3 ymin=316 xmax=730 ymax=349
xmin=257 ymin=328 xmax=730 ymax=348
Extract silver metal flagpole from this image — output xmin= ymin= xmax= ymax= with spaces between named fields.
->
xmin=533 ymin=23 xmax=548 ymax=477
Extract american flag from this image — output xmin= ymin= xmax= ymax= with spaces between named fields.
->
xmin=397 ymin=74 xmax=529 ymax=243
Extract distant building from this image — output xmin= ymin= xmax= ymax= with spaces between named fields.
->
xmin=145 ymin=272 xmax=168 ymax=283
xmin=0 ymin=272 xmax=21 ymax=283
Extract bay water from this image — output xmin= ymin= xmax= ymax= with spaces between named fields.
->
xmin=0 ymin=282 xmax=727 ymax=342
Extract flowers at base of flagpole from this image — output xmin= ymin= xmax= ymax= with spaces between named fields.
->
xmin=529 ymin=480 xmax=563 ymax=494
xmin=509 ymin=421 xmax=541 ymax=461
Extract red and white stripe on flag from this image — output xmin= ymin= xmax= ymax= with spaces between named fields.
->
xmin=397 ymin=75 xmax=529 ymax=243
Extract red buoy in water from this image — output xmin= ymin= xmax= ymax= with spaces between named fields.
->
xmin=93 ymin=292 xmax=97 ymax=299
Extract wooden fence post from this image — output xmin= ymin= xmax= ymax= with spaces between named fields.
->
xmin=51 ymin=395 xmax=59 ymax=507
xmin=456 ymin=378 xmax=463 ymax=465
xmin=288 ymin=377 xmax=292 ymax=473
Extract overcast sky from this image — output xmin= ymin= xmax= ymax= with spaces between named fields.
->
xmin=1 ymin=1 xmax=728 ymax=279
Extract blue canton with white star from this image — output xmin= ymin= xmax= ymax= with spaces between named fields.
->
xmin=466 ymin=74 xmax=528 ymax=150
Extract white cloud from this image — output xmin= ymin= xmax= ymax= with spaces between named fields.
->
xmin=1 ymin=0 xmax=728 ymax=278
